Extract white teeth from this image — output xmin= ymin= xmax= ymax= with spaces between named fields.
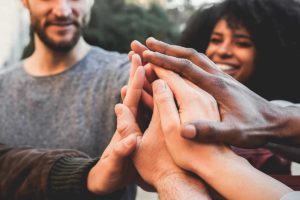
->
xmin=216 ymin=64 xmax=236 ymax=71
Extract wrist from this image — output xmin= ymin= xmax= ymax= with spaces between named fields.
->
xmin=155 ymin=171 xmax=211 ymax=200
xmin=153 ymin=170 xmax=187 ymax=189
xmin=193 ymin=148 xmax=247 ymax=182
xmin=269 ymin=104 xmax=300 ymax=146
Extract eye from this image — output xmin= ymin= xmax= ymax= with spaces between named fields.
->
xmin=235 ymin=40 xmax=253 ymax=48
xmin=209 ymin=37 xmax=223 ymax=44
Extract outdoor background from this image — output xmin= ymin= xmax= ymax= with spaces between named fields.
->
xmin=0 ymin=0 xmax=299 ymax=199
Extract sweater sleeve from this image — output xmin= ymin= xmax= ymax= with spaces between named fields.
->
xmin=0 ymin=144 xmax=124 ymax=200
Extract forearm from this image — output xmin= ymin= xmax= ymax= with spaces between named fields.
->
xmin=270 ymin=104 xmax=300 ymax=147
xmin=194 ymin=152 xmax=292 ymax=200
xmin=0 ymin=144 xmax=122 ymax=200
xmin=155 ymin=173 xmax=211 ymax=200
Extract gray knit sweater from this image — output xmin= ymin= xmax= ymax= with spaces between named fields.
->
xmin=0 ymin=46 xmax=129 ymax=158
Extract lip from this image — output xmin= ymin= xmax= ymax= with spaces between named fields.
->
xmin=47 ymin=24 xmax=74 ymax=32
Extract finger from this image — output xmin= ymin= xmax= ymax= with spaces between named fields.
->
xmin=152 ymin=64 xmax=194 ymax=107
xmin=181 ymin=121 xmax=242 ymax=146
xmin=131 ymin=40 xmax=148 ymax=58
xmin=153 ymin=80 xmax=180 ymax=135
xmin=121 ymin=86 xmax=127 ymax=102
xmin=143 ymin=50 xmax=223 ymax=98
xmin=112 ymin=134 xmax=138 ymax=159
xmin=145 ymin=63 xmax=158 ymax=84
xmin=128 ymin=51 xmax=135 ymax=61
xmin=143 ymin=75 xmax=152 ymax=95
xmin=128 ymin=54 xmax=142 ymax=86
xmin=122 ymin=86 xmax=153 ymax=110
xmin=124 ymin=66 xmax=145 ymax=117
xmin=115 ymin=104 xmax=141 ymax=138
xmin=141 ymin=90 xmax=153 ymax=110
xmin=145 ymin=37 xmax=221 ymax=75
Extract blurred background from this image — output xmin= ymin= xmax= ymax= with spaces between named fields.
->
xmin=0 ymin=0 xmax=222 ymax=67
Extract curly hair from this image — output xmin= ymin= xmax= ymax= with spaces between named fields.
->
xmin=179 ymin=0 xmax=300 ymax=102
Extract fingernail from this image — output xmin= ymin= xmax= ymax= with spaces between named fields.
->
xmin=182 ymin=125 xmax=196 ymax=139
xmin=125 ymin=134 xmax=136 ymax=146
xmin=153 ymin=80 xmax=166 ymax=94
xmin=115 ymin=104 xmax=123 ymax=116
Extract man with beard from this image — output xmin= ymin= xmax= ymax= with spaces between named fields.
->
xmin=0 ymin=0 xmax=136 ymax=199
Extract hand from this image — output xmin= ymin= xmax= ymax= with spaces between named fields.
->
xmin=142 ymin=37 xmax=296 ymax=148
xmin=86 ymin=54 xmax=146 ymax=194
xmin=152 ymin=74 xmax=293 ymax=200
xmin=151 ymin=67 xmax=231 ymax=175
xmin=120 ymin=53 xmax=211 ymax=199
xmin=115 ymin=99 xmax=211 ymax=200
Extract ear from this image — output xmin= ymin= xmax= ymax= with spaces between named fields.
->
xmin=21 ymin=0 xmax=29 ymax=9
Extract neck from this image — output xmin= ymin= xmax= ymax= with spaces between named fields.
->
xmin=24 ymin=35 xmax=91 ymax=76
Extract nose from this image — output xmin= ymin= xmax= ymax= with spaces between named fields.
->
xmin=52 ymin=0 xmax=72 ymax=17
xmin=217 ymin=42 xmax=233 ymax=58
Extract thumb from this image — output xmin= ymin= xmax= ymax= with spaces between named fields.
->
xmin=181 ymin=120 xmax=234 ymax=144
xmin=112 ymin=134 xmax=138 ymax=159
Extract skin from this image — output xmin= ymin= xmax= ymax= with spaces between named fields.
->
xmin=21 ymin=0 xmax=94 ymax=76
xmin=206 ymin=19 xmax=256 ymax=82
xmin=150 ymin=70 xmax=292 ymax=199
xmin=130 ymin=37 xmax=300 ymax=149
xmin=115 ymin=54 xmax=211 ymax=199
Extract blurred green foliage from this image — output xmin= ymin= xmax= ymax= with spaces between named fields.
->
xmin=23 ymin=0 xmax=179 ymax=57
xmin=84 ymin=0 xmax=179 ymax=53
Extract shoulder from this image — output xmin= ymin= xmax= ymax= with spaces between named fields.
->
xmin=85 ymin=46 xmax=130 ymax=71
xmin=0 ymin=62 xmax=23 ymax=75
xmin=79 ymin=46 xmax=130 ymax=82
xmin=0 ymin=62 xmax=24 ymax=82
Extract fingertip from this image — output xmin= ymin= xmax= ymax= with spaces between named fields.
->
xmin=181 ymin=124 xmax=197 ymax=139
xmin=131 ymin=40 xmax=138 ymax=48
xmin=146 ymin=37 xmax=155 ymax=44
xmin=114 ymin=103 xmax=123 ymax=116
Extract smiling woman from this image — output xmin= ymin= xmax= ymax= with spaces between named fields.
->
xmin=179 ymin=0 xmax=300 ymax=102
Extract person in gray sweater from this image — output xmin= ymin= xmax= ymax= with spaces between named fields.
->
xmin=0 ymin=0 xmax=134 ymax=199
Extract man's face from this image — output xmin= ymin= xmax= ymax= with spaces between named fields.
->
xmin=23 ymin=0 xmax=93 ymax=52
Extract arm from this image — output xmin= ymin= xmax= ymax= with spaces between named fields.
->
xmin=151 ymin=72 xmax=292 ymax=200
xmin=0 ymin=132 xmax=139 ymax=200
xmin=141 ymin=37 xmax=300 ymax=148
xmin=0 ymin=143 xmax=100 ymax=200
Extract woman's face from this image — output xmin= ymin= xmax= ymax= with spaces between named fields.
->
xmin=206 ymin=19 xmax=256 ymax=82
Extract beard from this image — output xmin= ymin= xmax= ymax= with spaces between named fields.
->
xmin=31 ymin=15 xmax=84 ymax=52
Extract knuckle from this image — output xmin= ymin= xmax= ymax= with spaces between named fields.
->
xmin=211 ymin=77 xmax=228 ymax=91
xmin=155 ymin=91 xmax=172 ymax=104
xmin=181 ymin=58 xmax=193 ymax=67
xmin=187 ymin=48 xmax=199 ymax=58
xmin=117 ymin=121 xmax=131 ymax=137
xmin=164 ymin=120 xmax=179 ymax=135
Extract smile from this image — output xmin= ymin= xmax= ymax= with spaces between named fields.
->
xmin=216 ymin=63 xmax=240 ymax=75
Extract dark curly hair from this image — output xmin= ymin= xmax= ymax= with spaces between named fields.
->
xmin=179 ymin=0 xmax=300 ymax=102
